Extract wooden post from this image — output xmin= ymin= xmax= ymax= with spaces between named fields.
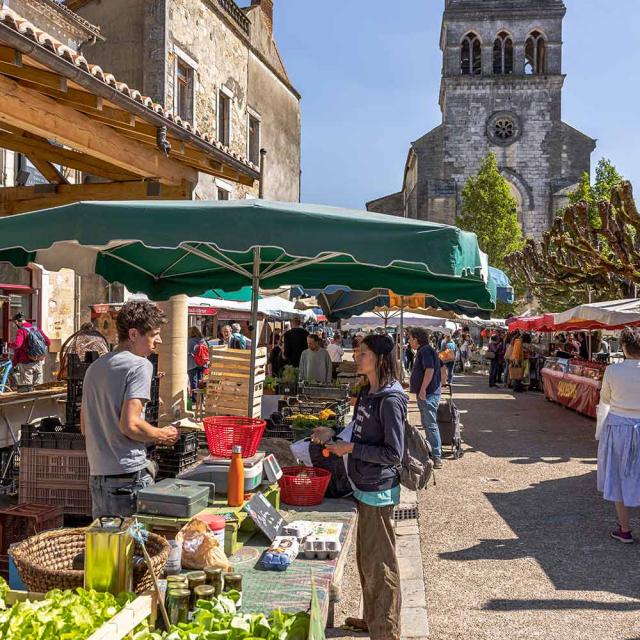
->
xmin=157 ymin=295 xmax=188 ymax=425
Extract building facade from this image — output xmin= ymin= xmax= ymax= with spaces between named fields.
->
xmin=67 ymin=0 xmax=301 ymax=202
xmin=367 ymin=0 xmax=595 ymax=239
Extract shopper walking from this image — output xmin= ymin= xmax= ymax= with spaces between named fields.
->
xmin=10 ymin=312 xmax=50 ymax=386
xmin=81 ymin=301 xmax=179 ymax=518
xmin=409 ymin=327 xmax=444 ymax=469
xmin=440 ymin=334 xmax=457 ymax=386
xmin=326 ymin=333 xmax=344 ymax=379
xmin=322 ymin=334 xmax=405 ymax=640
xmin=187 ymin=326 xmax=208 ymax=403
xmin=488 ymin=334 xmax=504 ymax=387
xmin=597 ymin=327 xmax=640 ymax=543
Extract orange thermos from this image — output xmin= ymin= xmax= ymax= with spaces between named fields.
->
xmin=227 ymin=444 xmax=245 ymax=507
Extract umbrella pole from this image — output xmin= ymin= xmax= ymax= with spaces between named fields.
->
xmin=399 ymin=297 xmax=405 ymax=382
xmin=248 ymin=248 xmax=260 ymax=417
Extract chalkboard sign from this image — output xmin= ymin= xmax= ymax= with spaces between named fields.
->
xmin=243 ymin=492 xmax=285 ymax=542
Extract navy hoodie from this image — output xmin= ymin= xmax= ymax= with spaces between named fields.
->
xmin=348 ymin=381 xmax=407 ymax=492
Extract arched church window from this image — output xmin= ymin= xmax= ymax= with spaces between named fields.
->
xmin=461 ymin=33 xmax=481 ymax=75
xmin=493 ymin=31 xmax=513 ymax=74
xmin=525 ymin=31 xmax=546 ymax=74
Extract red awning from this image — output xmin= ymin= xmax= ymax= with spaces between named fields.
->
xmin=188 ymin=306 xmax=219 ymax=317
xmin=507 ymin=314 xmax=556 ymax=332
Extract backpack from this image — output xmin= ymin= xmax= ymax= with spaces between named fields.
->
xmin=193 ymin=341 xmax=209 ymax=367
xmin=25 ymin=327 xmax=47 ymax=362
xmin=377 ymin=396 xmax=434 ymax=491
xmin=229 ymin=333 xmax=247 ymax=350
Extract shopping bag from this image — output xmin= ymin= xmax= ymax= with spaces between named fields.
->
xmin=595 ymin=402 xmax=610 ymax=441
xmin=439 ymin=348 xmax=455 ymax=363
xmin=509 ymin=365 xmax=524 ymax=380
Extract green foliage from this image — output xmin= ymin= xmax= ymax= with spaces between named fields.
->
xmin=567 ymin=158 xmax=623 ymax=226
xmin=457 ymin=153 xmax=524 ymax=269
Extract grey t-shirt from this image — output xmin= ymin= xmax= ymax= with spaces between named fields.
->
xmin=82 ymin=350 xmax=153 ymax=476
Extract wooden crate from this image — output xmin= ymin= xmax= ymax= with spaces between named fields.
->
xmin=205 ymin=346 xmax=267 ymax=419
xmin=4 ymin=590 xmax=153 ymax=640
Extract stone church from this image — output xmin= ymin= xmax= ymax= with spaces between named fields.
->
xmin=367 ymin=0 xmax=595 ymax=239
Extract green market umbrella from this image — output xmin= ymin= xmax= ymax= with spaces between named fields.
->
xmin=0 ymin=199 xmax=495 ymax=410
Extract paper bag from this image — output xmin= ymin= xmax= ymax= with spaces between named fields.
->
xmin=176 ymin=517 xmax=232 ymax=571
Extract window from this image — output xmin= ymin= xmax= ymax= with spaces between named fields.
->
xmin=493 ymin=31 xmax=513 ymax=75
xmin=461 ymin=32 xmax=481 ymax=75
xmin=248 ymin=114 xmax=260 ymax=166
xmin=525 ymin=30 xmax=546 ymax=75
xmin=176 ymin=58 xmax=194 ymax=122
xmin=217 ymin=187 xmax=230 ymax=201
xmin=218 ymin=91 xmax=231 ymax=146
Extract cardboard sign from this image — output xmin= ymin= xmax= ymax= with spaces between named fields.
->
xmin=243 ymin=492 xmax=285 ymax=542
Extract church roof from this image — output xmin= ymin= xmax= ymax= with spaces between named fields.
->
xmin=445 ymin=0 xmax=566 ymax=18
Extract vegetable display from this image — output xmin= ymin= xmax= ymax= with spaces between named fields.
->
xmin=263 ymin=376 xmax=279 ymax=392
xmin=0 ymin=577 xmax=135 ymax=640
xmin=279 ymin=366 xmax=299 ymax=385
xmin=134 ymin=591 xmax=310 ymax=640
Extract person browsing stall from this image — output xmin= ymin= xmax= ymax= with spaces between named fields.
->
xmin=316 ymin=334 xmax=405 ymax=640
xmin=10 ymin=312 xmax=50 ymax=386
xmin=298 ymin=334 xmax=332 ymax=384
xmin=409 ymin=327 xmax=446 ymax=469
xmin=81 ymin=301 xmax=179 ymax=518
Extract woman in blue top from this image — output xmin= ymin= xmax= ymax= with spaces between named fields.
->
xmin=322 ymin=333 xmax=405 ymax=640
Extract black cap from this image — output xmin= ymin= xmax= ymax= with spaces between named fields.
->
xmin=12 ymin=312 xmax=24 ymax=322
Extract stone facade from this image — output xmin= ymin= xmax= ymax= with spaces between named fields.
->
xmin=70 ymin=0 xmax=301 ymax=202
xmin=367 ymin=0 xmax=595 ymax=239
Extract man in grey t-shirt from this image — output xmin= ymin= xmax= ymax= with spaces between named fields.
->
xmin=81 ymin=301 xmax=179 ymax=518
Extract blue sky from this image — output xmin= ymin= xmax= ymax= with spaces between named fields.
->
xmin=272 ymin=0 xmax=640 ymax=209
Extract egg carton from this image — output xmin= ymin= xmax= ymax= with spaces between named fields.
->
xmin=302 ymin=537 xmax=341 ymax=560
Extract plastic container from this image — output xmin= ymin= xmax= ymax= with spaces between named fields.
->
xmin=136 ymin=479 xmax=215 ymax=518
xmin=197 ymin=514 xmax=226 ymax=549
xmin=227 ymin=445 xmax=245 ymax=507
xmin=278 ymin=466 xmax=331 ymax=507
xmin=202 ymin=416 xmax=266 ymax=458
xmin=197 ymin=453 xmax=265 ymax=495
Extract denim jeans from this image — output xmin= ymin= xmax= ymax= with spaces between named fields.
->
xmin=417 ymin=393 xmax=442 ymax=459
xmin=89 ymin=470 xmax=154 ymax=519
xmin=188 ymin=366 xmax=204 ymax=401
xmin=445 ymin=362 xmax=454 ymax=385
xmin=489 ymin=359 xmax=501 ymax=386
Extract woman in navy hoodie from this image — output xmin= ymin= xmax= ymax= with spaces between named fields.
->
xmin=324 ymin=333 xmax=406 ymax=640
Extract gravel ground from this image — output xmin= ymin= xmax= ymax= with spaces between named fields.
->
xmin=418 ymin=374 xmax=640 ymax=640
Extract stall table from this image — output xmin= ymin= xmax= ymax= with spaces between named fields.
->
xmin=229 ymin=498 xmax=357 ymax=628
xmin=541 ymin=367 xmax=600 ymax=418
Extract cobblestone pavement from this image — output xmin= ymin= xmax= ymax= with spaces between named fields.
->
xmin=418 ymin=375 xmax=640 ymax=640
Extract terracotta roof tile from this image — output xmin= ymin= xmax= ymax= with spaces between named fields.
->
xmin=0 ymin=5 xmax=258 ymax=173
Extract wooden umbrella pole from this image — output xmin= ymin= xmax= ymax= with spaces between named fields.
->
xmin=248 ymin=248 xmax=260 ymax=416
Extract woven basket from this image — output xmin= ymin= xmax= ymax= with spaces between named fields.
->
xmin=10 ymin=527 xmax=169 ymax=594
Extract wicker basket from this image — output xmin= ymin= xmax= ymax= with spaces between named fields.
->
xmin=10 ymin=527 xmax=169 ymax=594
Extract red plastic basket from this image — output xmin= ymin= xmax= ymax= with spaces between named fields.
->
xmin=203 ymin=416 xmax=266 ymax=458
xmin=278 ymin=466 xmax=332 ymax=506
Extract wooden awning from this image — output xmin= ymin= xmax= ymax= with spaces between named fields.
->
xmin=0 ymin=5 xmax=259 ymax=215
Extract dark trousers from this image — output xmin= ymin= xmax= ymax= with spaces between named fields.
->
xmin=188 ymin=366 xmax=204 ymax=401
xmin=356 ymin=501 xmax=401 ymax=640
xmin=489 ymin=358 xmax=501 ymax=386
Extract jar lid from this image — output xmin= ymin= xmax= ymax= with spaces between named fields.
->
xmin=197 ymin=514 xmax=226 ymax=531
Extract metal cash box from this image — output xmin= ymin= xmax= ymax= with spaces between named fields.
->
xmin=136 ymin=479 xmax=215 ymax=518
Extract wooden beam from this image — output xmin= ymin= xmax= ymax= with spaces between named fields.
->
xmin=0 ymin=46 xmax=21 ymax=66
xmin=0 ymin=131 xmax=139 ymax=182
xmin=0 ymin=180 xmax=190 ymax=216
xmin=0 ymin=60 xmax=66 ymax=92
xmin=26 ymin=155 xmax=68 ymax=185
xmin=0 ymin=74 xmax=197 ymax=185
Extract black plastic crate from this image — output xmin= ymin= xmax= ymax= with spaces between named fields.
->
xmin=20 ymin=423 xmax=85 ymax=450
xmin=67 ymin=354 xmax=95 ymax=381
xmin=264 ymin=424 xmax=294 ymax=441
xmin=155 ymin=431 xmax=198 ymax=455
xmin=276 ymin=382 xmax=298 ymax=396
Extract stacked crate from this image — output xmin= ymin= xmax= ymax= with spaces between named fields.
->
xmin=205 ymin=346 xmax=266 ymax=419
xmin=19 ymin=419 xmax=90 ymax=516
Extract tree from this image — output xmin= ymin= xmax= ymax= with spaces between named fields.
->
xmin=457 ymin=153 xmax=524 ymax=269
xmin=505 ymin=180 xmax=639 ymax=311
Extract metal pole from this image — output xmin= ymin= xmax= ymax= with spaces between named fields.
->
xmin=248 ymin=248 xmax=260 ymax=417
xmin=399 ymin=296 xmax=405 ymax=382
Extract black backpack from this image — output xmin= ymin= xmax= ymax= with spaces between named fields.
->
xmin=376 ymin=395 xmax=435 ymax=491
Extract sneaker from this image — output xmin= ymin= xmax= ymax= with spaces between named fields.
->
xmin=433 ymin=458 xmax=443 ymax=469
xmin=610 ymin=527 xmax=634 ymax=544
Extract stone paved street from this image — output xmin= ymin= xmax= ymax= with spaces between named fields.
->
xmin=419 ymin=375 xmax=640 ymax=640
